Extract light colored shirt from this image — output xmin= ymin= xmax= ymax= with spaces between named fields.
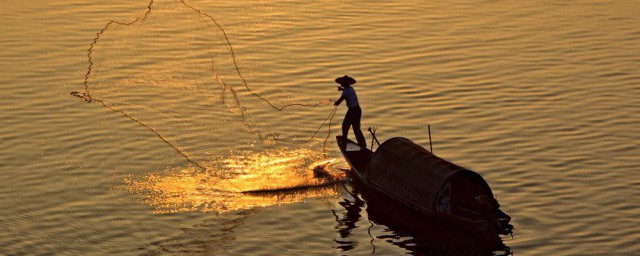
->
xmin=341 ymin=87 xmax=360 ymax=108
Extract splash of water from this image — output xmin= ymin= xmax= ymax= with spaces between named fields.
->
xmin=124 ymin=148 xmax=349 ymax=213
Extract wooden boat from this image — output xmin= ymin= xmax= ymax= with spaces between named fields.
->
xmin=340 ymin=174 xmax=512 ymax=254
xmin=337 ymin=135 xmax=513 ymax=236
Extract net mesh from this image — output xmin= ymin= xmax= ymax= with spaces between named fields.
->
xmin=72 ymin=0 xmax=338 ymax=171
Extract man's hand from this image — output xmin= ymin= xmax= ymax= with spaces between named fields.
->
xmin=337 ymin=86 xmax=345 ymax=91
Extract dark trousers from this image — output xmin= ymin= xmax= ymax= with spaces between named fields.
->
xmin=342 ymin=106 xmax=367 ymax=148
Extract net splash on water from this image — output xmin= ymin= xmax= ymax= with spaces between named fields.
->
xmin=123 ymin=148 xmax=349 ymax=213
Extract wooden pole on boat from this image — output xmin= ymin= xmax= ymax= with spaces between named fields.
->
xmin=368 ymin=127 xmax=381 ymax=149
xmin=428 ymin=125 xmax=433 ymax=153
xmin=368 ymin=127 xmax=375 ymax=151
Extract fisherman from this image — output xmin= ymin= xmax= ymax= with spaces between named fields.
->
xmin=334 ymin=75 xmax=367 ymax=149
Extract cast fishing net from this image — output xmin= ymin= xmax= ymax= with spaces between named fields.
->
xmin=72 ymin=0 xmax=338 ymax=172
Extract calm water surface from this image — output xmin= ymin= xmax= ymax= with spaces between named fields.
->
xmin=1 ymin=0 xmax=639 ymax=255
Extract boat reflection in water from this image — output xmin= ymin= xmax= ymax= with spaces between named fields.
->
xmin=333 ymin=180 xmax=513 ymax=256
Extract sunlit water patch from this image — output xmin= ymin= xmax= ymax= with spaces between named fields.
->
xmin=124 ymin=148 xmax=348 ymax=213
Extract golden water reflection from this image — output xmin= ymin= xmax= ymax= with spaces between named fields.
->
xmin=125 ymin=148 xmax=348 ymax=213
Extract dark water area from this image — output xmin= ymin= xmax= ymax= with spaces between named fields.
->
xmin=1 ymin=0 xmax=639 ymax=255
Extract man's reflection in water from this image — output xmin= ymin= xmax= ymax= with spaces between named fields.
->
xmin=332 ymin=187 xmax=365 ymax=252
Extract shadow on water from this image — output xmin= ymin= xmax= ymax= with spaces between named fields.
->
xmin=333 ymin=176 xmax=513 ymax=256
xmin=139 ymin=209 xmax=257 ymax=255
xmin=137 ymin=184 xmax=349 ymax=255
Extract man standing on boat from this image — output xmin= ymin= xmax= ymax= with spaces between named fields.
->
xmin=334 ymin=75 xmax=367 ymax=149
